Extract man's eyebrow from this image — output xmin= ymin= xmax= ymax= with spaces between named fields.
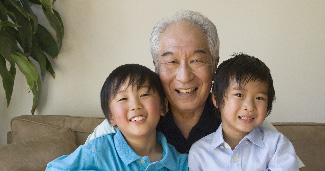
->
xmin=161 ymin=51 xmax=173 ymax=56
xmin=194 ymin=49 xmax=207 ymax=54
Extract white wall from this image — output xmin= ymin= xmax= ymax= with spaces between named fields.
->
xmin=1 ymin=0 xmax=325 ymax=146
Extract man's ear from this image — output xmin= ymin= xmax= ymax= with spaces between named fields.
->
xmin=153 ymin=60 xmax=158 ymax=73
xmin=161 ymin=98 xmax=168 ymax=117
xmin=212 ymin=93 xmax=218 ymax=109
xmin=213 ymin=56 xmax=220 ymax=73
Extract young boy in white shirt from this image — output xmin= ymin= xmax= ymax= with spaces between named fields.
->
xmin=189 ymin=53 xmax=298 ymax=170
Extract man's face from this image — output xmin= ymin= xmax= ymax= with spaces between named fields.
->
xmin=156 ymin=21 xmax=218 ymax=114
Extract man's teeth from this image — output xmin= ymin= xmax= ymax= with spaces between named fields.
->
xmin=239 ymin=116 xmax=254 ymax=120
xmin=177 ymin=88 xmax=197 ymax=94
xmin=130 ymin=116 xmax=146 ymax=122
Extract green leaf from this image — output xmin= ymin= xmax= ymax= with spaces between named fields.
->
xmin=8 ymin=0 xmax=30 ymax=20
xmin=11 ymin=52 xmax=39 ymax=90
xmin=12 ymin=52 xmax=40 ymax=114
xmin=30 ymin=42 xmax=46 ymax=78
xmin=0 ymin=21 xmax=21 ymax=28
xmin=0 ymin=54 xmax=15 ymax=107
xmin=10 ymin=5 xmax=32 ymax=55
xmin=31 ymin=76 xmax=41 ymax=114
xmin=21 ymin=0 xmax=38 ymax=33
xmin=0 ymin=1 xmax=9 ymax=21
xmin=1 ymin=27 xmax=22 ymax=53
xmin=42 ymin=5 xmax=63 ymax=50
xmin=34 ymin=24 xmax=58 ymax=57
xmin=45 ymin=56 xmax=55 ymax=78
xmin=0 ymin=33 xmax=12 ymax=62
xmin=29 ymin=0 xmax=42 ymax=5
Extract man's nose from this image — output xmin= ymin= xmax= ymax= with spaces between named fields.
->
xmin=175 ymin=62 xmax=194 ymax=83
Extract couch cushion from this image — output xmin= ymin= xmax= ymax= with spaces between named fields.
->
xmin=273 ymin=122 xmax=325 ymax=171
xmin=10 ymin=115 xmax=105 ymax=146
xmin=11 ymin=118 xmax=64 ymax=143
xmin=0 ymin=128 xmax=77 ymax=171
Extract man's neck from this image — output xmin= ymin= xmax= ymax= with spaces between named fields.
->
xmin=170 ymin=104 xmax=205 ymax=139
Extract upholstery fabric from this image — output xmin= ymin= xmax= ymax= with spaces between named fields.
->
xmin=0 ymin=128 xmax=77 ymax=171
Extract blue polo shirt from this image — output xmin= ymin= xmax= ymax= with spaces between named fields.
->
xmin=46 ymin=129 xmax=188 ymax=171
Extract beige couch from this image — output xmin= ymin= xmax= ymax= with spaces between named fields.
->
xmin=1 ymin=115 xmax=324 ymax=171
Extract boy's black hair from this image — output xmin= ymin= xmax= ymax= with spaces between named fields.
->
xmin=100 ymin=64 xmax=166 ymax=121
xmin=212 ymin=53 xmax=275 ymax=116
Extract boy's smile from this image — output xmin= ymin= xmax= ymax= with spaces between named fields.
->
xmin=213 ymin=79 xmax=269 ymax=139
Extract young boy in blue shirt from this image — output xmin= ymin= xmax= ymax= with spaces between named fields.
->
xmin=46 ymin=64 xmax=188 ymax=171
xmin=188 ymin=53 xmax=299 ymax=170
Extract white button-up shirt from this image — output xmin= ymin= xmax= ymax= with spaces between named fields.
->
xmin=189 ymin=124 xmax=299 ymax=171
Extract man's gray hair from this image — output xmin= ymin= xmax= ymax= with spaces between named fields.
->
xmin=150 ymin=10 xmax=220 ymax=72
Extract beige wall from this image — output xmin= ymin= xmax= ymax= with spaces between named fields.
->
xmin=1 ymin=0 xmax=325 ymax=146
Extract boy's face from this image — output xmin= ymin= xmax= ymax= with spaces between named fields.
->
xmin=213 ymin=79 xmax=268 ymax=137
xmin=109 ymin=80 xmax=165 ymax=139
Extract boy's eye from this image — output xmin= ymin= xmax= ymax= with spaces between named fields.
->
xmin=235 ymin=93 xmax=243 ymax=97
xmin=117 ymin=98 xmax=127 ymax=102
xmin=140 ymin=93 xmax=150 ymax=97
xmin=256 ymin=97 xmax=265 ymax=100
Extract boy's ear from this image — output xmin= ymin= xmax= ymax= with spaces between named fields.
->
xmin=160 ymin=98 xmax=168 ymax=116
xmin=212 ymin=93 xmax=219 ymax=109
xmin=108 ymin=114 xmax=117 ymax=126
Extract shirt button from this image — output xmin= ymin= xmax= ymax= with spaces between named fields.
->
xmin=141 ymin=160 xmax=145 ymax=163
xmin=220 ymin=145 xmax=225 ymax=149
xmin=233 ymin=157 xmax=238 ymax=162
xmin=245 ymin=141 xmax=249 ymax=144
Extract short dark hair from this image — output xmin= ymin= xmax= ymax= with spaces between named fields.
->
xmin=212 ymin=53 xmax=275 ymax=116
xmin=100 ymin=64 xmax=166 ymax=120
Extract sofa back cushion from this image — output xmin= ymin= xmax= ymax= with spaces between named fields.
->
xmin=274 ymin=122 xmax=325 ymax=171
xmin=0 ymin=128 xmax=77 ymax=171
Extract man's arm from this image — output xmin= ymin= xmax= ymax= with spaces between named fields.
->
xmin=85 ymin=119 xmax=117 ymax=143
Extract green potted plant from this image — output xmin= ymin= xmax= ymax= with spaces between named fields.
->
xmin=0 ymin=0 xmax=64 ymax=114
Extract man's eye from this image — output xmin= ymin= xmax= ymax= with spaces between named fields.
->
xmin=118 ymin=98 xmax=127 ymax=102
xmin=168 ymin=61 xmax=178 ymax=64
xmin=190 ymin=60 xmax=205 ymax=68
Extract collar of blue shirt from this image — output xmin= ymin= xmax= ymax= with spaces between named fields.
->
xmin=114 ymin=129 xmax=178 ymax=170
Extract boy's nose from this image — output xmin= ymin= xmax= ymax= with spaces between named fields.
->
xmin=243 ymin=98 xmax=256 ymax=112
xmin=130 ymin=98 xmax=143 ymax=111
xmin=175 ymin=62 xmax=194 ymax=83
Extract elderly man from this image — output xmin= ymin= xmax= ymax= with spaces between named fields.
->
xmin=87 ymin=10 xmax=306 ymax=170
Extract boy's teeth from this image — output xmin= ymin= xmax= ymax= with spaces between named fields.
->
xmin=130 ymin=116 xmax=145 ymax=122
xmin=239 ymin=116 xmax=254 ymax=120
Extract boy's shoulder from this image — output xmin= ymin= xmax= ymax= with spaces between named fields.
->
xmin=258 ymin=125 xmax=288 ymax=140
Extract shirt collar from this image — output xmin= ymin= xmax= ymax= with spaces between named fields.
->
xmin=211 ymin=123 xmax=225 ymax=149
xmin=210 ymin=124 xmax=266 ymax=149
xmin=114 ymin=129 xmax=177 ymax=170
xmin=114 ymin=129 xmax=141 ymax=165
xmin=245 ymin=126 xmax=265 ymax=148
